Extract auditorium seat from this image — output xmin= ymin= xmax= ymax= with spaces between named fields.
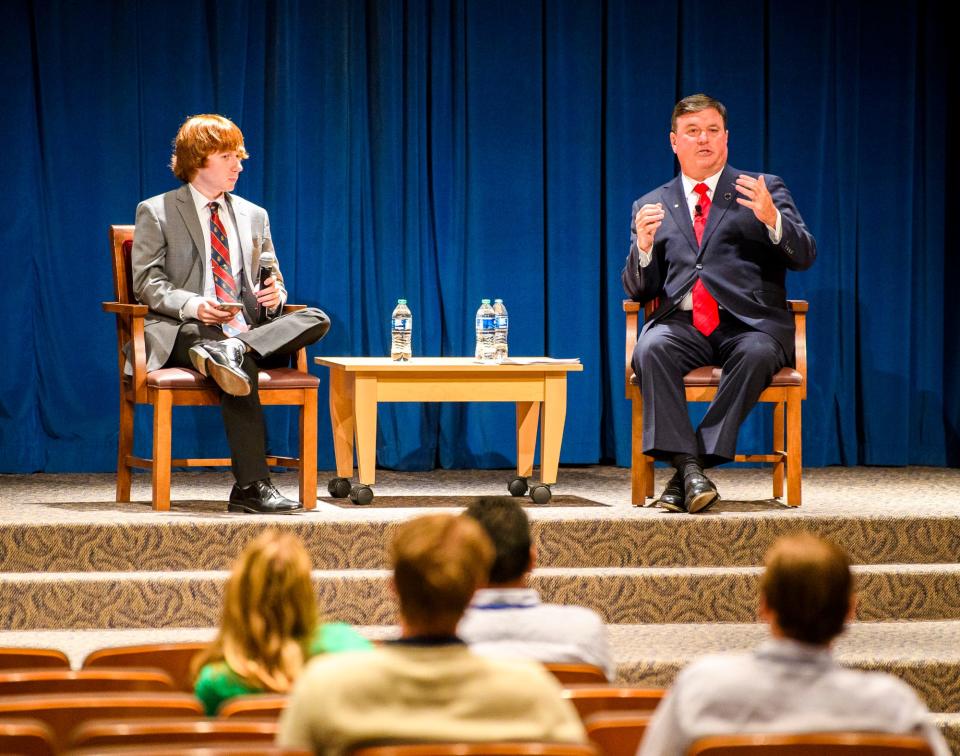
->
xmin=0 ymin=718 xmax=56 ymax=756
xmin=82 ymin=642 xmax=207 ymax=692
xmin=350 ymin=743 xmax=599 ymax=756
xmin=544 ymin=663 xmax=608 ymax=684
xmin=66 ymin=747 xmax=311 ymax=756
xmin=0 ymin=691 xmax=204 ymax=750
xmin=0 ymin=667 xmax=175 ymax=695
xmin=217 ymin=693 xmax=289 ymax=719
xmin=583 ymin=711 xmax=651 ymax=756
xmin=624 ymin=298 xmax=808 ymax=507
xmin=561 ymin=686 xmax=664 ymax=720
xmin=69 ymin=717 xmax=277 ymax=748
xmin=0 ymin=647 xmax=70 ymax=670
xmin=686 ymin=731 xmax=934 ymax=755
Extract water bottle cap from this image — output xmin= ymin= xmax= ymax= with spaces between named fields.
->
xmin=397 ymin=299 xmax=407 ymax=304
xmin=481 ymin=298 xmax=491 ymax=304
xmin=494 ymin=298 xmax=503 ymax=303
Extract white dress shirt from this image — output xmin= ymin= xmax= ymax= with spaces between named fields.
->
xmin=637 ymin=637 xmax=950 ymax=756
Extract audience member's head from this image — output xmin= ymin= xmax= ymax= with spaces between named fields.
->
xmin=193 ymin=529 xmax=318 ymax=692
xmin=760 ymin=533 xmax=853 ymax=646
xmin=463 ymin=497 xmax=534 ymax=585
xmin=170 ymin=113 xmax=249 ymax=182
xmin=391 ymin=513 xmax=494 ymax=634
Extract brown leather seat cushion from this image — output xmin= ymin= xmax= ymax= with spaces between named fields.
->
xmin=147 ymin=367 xmax=319 ymax=390
xmin=629 ymin=366 xmax=801 ymax=388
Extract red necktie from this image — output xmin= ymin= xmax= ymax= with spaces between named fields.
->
xmin=208 ymin=202 xmax=247 ymax=334
xmin=691 ymin=182 xmax=719 ymax=336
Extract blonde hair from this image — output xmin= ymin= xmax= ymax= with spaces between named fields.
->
xmin=390 ymin=514 xmax=494 ymax=628
xmin=170 ymin=114 xmax=249 ymax=182
xmin=192 ymin=530 xmax=318 ymax=692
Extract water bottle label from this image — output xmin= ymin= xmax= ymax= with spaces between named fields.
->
xmin=476 ymin=316 xmax=496 ymax=329
xmin=495 ymin=315 xmax=508 ymax=328
xmin=392 ymin=318 xmax=411 ymax=331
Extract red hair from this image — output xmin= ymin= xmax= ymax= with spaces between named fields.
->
xmin=170 ymin=114 xmax=249 ymax=182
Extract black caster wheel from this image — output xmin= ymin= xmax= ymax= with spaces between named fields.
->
xmin=508 ymin=476 xmax=529 ymax=497
xmin=529 ymin=484 xmax=552 ymax=504
xmin=349 ymin=484 xmax=374 ymax=505
xmin=327 ymin=477 xmax=352 ymax=498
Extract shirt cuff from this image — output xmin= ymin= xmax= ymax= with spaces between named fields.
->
xmin=181 ymin=296 xmax=205 ymax=321
xmin=638 ymin=248 xmax=653 ymax=268
xmin=766 ymin=210 xmax=782 ymax=244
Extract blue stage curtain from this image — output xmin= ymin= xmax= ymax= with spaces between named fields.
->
xmin=0 ymin=0 xmax=951 ymax=473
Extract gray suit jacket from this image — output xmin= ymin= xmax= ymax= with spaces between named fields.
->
xmin=131 ymin=184 xmax=287 ymax=371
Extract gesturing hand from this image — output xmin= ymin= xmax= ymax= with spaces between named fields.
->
xmin=735 ymin=174 xmax=777 ymax=228
xmin=634 ymin=203 xmax=665 ymax=251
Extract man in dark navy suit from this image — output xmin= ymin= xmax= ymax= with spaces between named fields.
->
xmin=622 ymin=94 xmax=816 ymax=513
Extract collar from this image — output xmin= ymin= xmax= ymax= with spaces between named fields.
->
xmin=389 ymin=635 xmax=464 ymax=646
xmin=754 ymin=636 xmax=834 ymax=665
xmin=469 ymin=587 xmax=541 ymax=610
xmin=189 ymin=182 xmax=229 ymax=216
xmin=680 ymin=167 xmax=724 ymax=199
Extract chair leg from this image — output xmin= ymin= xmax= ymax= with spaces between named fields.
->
xmin=117 ymin=395 xmax=135 ymax=503
xmin=299 ymin=390 xmax=318 ymax=510
xmin=631 ymin=397 xmax=647 ymax=506
xmin=151 ymin=392 xmax=173 ymax=512
xmin=772 ymin=401 xmax=785 ymax=499
xmin=645 ymin=456 xmax=655 ymax=497
xmin=786 ymin=391 xmax=802 ymax=507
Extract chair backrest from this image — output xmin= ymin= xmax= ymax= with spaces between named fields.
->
xmin=350 ymin=744 xmax=599 ymax=756
xmin=217 ymin=693 xmax=289 ymax=719
xmin=0 ymin=692 xmax=204 ymax=750
xmin=109 ymin=225 xmax=136 ymax=304
xmin=0 ymin=667 xmax=175 ymax=695
xmin=583 ymin=711 xmax=652 ymax=756
xmin=0 ymin=647 xmax=70 ymax=670
xmin=0 ymin=718 xmax=57 ymax=756
xmin=686 ymin=732 xmax=934 ymax=755
xmin=561 ymin=686 xmax=665 ymax=721
xmin=67 ymin=747 xmax=311 ymax=756
xmin=544 ymin=663 xmax=608 ymax=685
xmin=69 ymin=717 xmax=278 ymax=748
xmin=83 ymin=642 xmax=208 ymax=692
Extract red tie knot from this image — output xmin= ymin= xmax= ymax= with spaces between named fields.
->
xmin=208 ymin=201 xmax=220 ymax=215
xmin=694 ymin=182 xmax=710 ymax=200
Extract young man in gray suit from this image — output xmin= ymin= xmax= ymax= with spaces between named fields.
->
xmin=623 ymin=94 xmax=816 ymax=513
xmin=132 ymin=114 xmax=329 ymax=514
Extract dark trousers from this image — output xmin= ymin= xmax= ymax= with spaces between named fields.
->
xmin=165 ymin=307 xmax=329 ymax=486
xmin=632 ymin=309 xmax=787 ymax=467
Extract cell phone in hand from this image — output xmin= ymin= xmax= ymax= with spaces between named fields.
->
xmin=218 ymin=301 xmax=244 ymax=310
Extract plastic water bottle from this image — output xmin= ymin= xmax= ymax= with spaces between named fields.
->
xmin=493 ymin=298 xmax=508 ymax=362
xmin=475 ymin=299 xmax=496 ymax=362
xmin=391 ymin=299 xmax=412 ymax=361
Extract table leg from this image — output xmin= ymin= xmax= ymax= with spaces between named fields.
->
xmin=354 ymin=374 xmax=378 ymax=486
xmin=539 ymin=374 xmax=567 ymax=485
xmin=516 ymin=401 xmax=540 ymax=477
xmin=329 ymin=368 xmax=355 ymax=479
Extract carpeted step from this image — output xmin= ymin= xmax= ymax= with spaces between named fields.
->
xmin=3 ymin=513 xmax=960 ymax=572
xmin=610 ymin=622 xmax=960 ymax=713
xmin=932 ymin=714 xmax=960 ymax=755
xmin=5 ymin=564 xmax=960 ymax=630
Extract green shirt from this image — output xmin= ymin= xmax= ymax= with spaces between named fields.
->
xmin=194 ymin=622 xmax=372 ymax=715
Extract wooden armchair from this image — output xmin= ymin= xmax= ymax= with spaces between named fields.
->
xmin=104 ymin=225 xmax=319 ymax=511
xmin=624 ymin=299 xmax=808 ymax=507
xmin=686 ymin=731 xmax=933 ymax=755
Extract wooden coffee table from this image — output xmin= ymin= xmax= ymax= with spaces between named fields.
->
xmin=314 ymin=357 xmax=583 ymax=504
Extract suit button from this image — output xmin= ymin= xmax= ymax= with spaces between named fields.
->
xmin=695 ymin=263 xmax=703 ymax=270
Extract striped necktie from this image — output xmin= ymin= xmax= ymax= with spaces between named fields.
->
xmin=208 ymin=201 xmax=248 ymax=334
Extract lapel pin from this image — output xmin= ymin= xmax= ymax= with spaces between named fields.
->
xmin=673 ymin=203 xmax=680 ymax=208
xmin=723 ymin=192 xmax=732 ymax=201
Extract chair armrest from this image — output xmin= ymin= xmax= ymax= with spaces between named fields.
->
xmin=282 ymin=304 xmax=306 ymax=313
xmin=103 ymin=301 xmax=149 ymax=401
xmin=622 ymin=300 xmax=640 ymax=313
xmin=102 ymin=302 xmax=149 ymax=316
xmin=787 ymin=299 xmax=808 ymax=313
xmin=788 ymin=301 xmax=808 ymax=399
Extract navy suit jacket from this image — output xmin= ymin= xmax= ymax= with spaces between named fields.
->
xmin=621 ymin=165 xmax=816 ymax=358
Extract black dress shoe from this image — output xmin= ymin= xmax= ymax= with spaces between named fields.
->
xmin=684 ymin=472 xmax=720 ymax=514
xmin=189 ymin=340 xmax=251 ymax=396
xmin=656 ymin=471 xmax=686 ymax=513
xmin=228 ymin=479 xmax=303 ymax=514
